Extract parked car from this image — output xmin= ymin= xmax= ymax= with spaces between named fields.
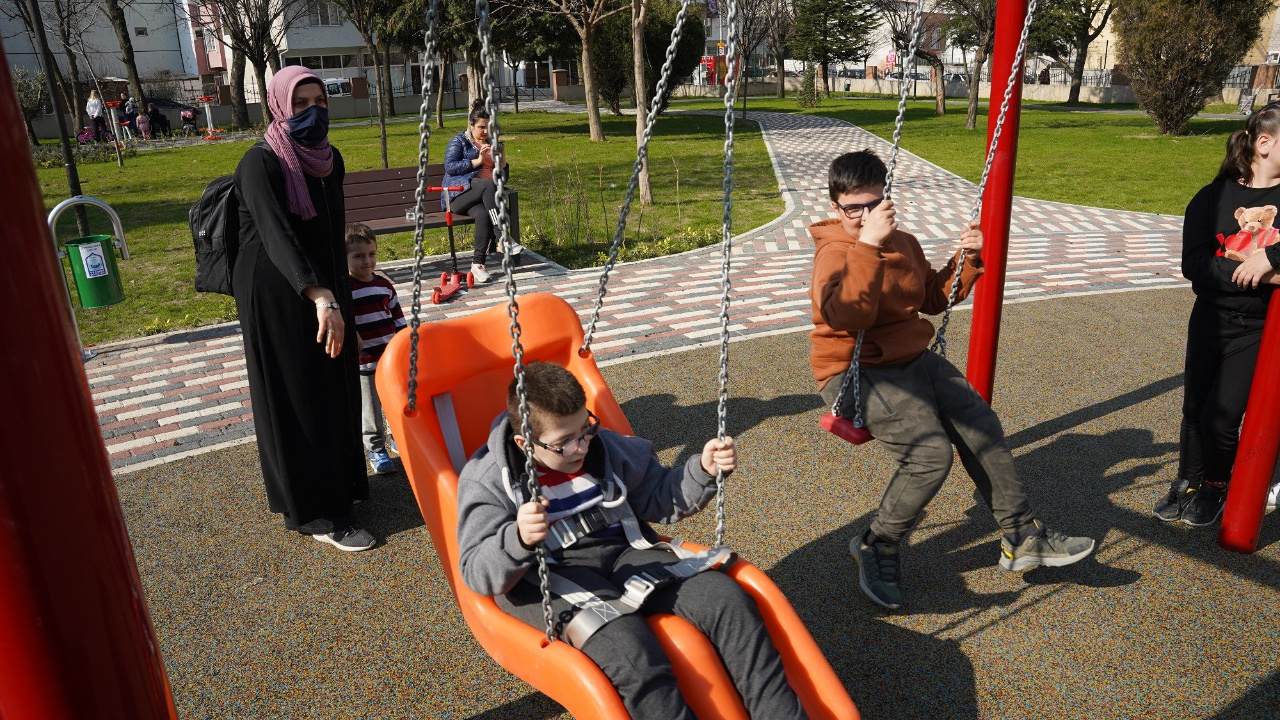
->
xmin=837 ymin=68 xmax=867 ymax=79
xmin=946 ymin=72 xmax=968 ymax=83
xmin=149 ymin=98 xmax=197 ymax=113
xmin=324 ymin=77 xmax=353 ymax=96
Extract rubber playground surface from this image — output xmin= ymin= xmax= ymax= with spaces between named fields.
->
xmin=118 ymin=287 xmax=1280 ymax=719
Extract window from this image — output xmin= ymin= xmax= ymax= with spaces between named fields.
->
xmin=301 ymin=56 xmax=321 ymax=69
xmin=202 ymin=27 xmax=218 ymax=52
xmin=309 ymin=1 xmax=342 ymax=26
xmin=321 ymin=55 xmax=341 ymax=70
xmin=134 ymin=26 xmax=148 ymax=36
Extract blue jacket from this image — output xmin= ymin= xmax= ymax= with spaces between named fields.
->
xmin=441 ymin=129 xmax=508 ymax=209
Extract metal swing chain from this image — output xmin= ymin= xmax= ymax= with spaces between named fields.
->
xmin=476 ymin=0 xmax=555 ymax=644
xmin=407 ymin=0 xmax=440 ymax=413
xmin=713 ymin=0 xmax=740 ymax=548
xmin=579 ymin=0 xmax=695 ymax=356
xmin=881 ymin=0 xmax=925 ymax=204
xmin=827 ymin=2 xmax=925 ymax=428
xmin=932 ymin=0 xmax=1039 ymax=357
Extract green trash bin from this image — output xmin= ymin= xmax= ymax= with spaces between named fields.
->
xmin=65 ymin=234 xmax=125 ymax=308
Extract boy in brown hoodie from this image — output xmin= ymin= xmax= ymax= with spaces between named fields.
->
xmin=810 ymin=150 xmax=1094 ymax=610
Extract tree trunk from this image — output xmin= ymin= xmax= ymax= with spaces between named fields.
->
xmin=581 ymin=29 xmax=605 ymax=141
xmin=267 ymin=46 xmax=281 ymax=75
xmin=774 ymin=48 xmax=785 ymax=97
xmin=1068 ymin=31 xmax=1089 ymax=104
xmin=56 ymin=37 xmax=84 ymax=128
xmin=435 ymin=62 xmax=445 ymax=128
xmin=966 ymin=46 xmax=986 ymax=130
xmin=25 ymin=117 xmax=39 ymax=145
xmin=252 ymin=58 xmax=272 ymax=124
xmin=380 ymin=41 xmax=397 ymax=116
xmin=466 ymin=51 xmax=484 ymax=106
xmin=508 ymin=57 xmax=520 ymax=113
xmin=100 ymin=0 xmax=146 ymax=105
xmin=365 ymin=38 xmax=389 ymax=169
xmin=230 ymin=47 xmax=250 ymax=127
xmin=921 ymin=53 xmax=945 ymax=115
xmin=633 ymin=0 xmax=651 ymax=204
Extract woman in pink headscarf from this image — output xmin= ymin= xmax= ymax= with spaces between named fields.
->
xmin=232 ymin=66 xmax=374 ymax=552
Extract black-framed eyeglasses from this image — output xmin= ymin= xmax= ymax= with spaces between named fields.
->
xmin=530 ymin=410 xmax=600 ymax=456
xmin=834 ymin=197 xmax=884 ymax=219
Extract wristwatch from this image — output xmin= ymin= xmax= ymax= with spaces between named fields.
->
xmin=315 ymin=301 xmax=340 ymax=310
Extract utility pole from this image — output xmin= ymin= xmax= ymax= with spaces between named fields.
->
xmin=25 ymin=0 xmax=89 ymax=235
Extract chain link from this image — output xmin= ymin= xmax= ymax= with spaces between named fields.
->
xmin=407 ymin=0 xmax=440 ymax=413
xmin=713 ymin=0 xmax=739 ymax=548
xmin=476 ymin=0 xmax=555 ymax=645
xmin=932 ymin=0 xmax=1039 ymax=357
xmin=580 ymin=0 xmax=695 ymax=356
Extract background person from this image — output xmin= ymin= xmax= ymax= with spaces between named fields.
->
xmin=85 ymin=90 xmax=108 ymax=142
xmin=441 ymin=100 xmax=518 ymax=283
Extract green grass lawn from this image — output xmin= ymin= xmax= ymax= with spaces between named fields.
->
xmin=39 ymin=111 xmax=779 ymax=346
xmin=681 ymin=96 xmax=1239 ymax=216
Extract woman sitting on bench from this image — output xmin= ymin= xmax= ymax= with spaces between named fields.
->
xmin=442 ymin=100 xmax=519 ymax=284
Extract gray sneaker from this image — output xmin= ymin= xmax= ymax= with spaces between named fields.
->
xmin=313 ymin=524 xmax=376 ymax=552
xmin=850 ymin=533 xmax=902 ymax=610
xmin=999 ymin=520 xmax=1095 ymax=572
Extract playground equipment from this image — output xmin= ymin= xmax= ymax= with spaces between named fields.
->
xmin=374 ymin=0 xmax=866 ymax=714
xmin=819 ymin=0 xmax=1039 ymax=445
xmin=1219 ymin=289 xmax=1280 ymax=553
xmin=196 ymin=96 xmax=222 ymax=141
xmin=47 ymin=195 xmax=131 ymax=360
xmin=0 ymin=48 xmax=177 ymax=720
xmin=425 ymin=184 xmax=473 ymax=303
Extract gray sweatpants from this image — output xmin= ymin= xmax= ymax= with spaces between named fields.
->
xmin=822 ymin=350 xmax=1036 ymax=543
xmin=358 ymin=372 xmax=385 ymax=454
xmin=497 ymin=536 xmax=807 ymax=720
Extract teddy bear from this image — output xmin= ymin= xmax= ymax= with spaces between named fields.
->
xmin=1219 ymin=205 xmax=1280 ymax=261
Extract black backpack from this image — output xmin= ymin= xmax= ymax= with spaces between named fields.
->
xmin=190 ymin=174 xmax=239 ymax=295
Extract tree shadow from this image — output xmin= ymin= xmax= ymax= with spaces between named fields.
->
xmin=622 ymin=392 xmax=824 ymax=458
xmin=355 ymin=468 xmax=426 ymax=540
xmin=462 ymin=692 xmax=566 ymax=720
xmin=1206 ymin=668 xmax=1280 ymax=719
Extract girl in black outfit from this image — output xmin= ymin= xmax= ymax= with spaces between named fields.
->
xmin=1155 ymin=104 xmax=1280 ymax=526
xmin=232 ymin=65 xmax=373 ymax=551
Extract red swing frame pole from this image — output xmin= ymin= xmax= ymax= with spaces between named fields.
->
xmin=965 ymin=0 xmax=1030 ymax=404
xmin=0 ymin=47 xmax=177 ymax=719
xmin=1218 ymin=290 xmax=1280 ymax=553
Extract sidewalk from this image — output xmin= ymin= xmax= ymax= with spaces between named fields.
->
xmin=87 ymin=108 xmax=1186 ymax=473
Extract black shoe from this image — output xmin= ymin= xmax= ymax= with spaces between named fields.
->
xmin=312 ymin=524 xmax=377 ymax=551
xmin=850 ymin=533 xmax=902 ymax=609
xmin=1181 ymin=482 xmax=1227 ymax=527
xmin=1153 ymin=477 xmax=1195 ymax=522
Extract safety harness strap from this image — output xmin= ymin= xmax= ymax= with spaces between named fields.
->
xmin=544 ymin=546 xmax=735 ymax=648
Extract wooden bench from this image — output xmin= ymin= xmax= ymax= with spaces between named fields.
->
xmin=343 ymin=164 xmax=520 ymax=240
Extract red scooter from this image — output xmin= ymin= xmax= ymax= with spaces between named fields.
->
xmin=427 ymin=185 xmax=473 ymax=304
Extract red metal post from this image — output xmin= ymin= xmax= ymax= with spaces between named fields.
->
xmin=965 ymin=0 xmax=1030 ymax=404
xmin=1218 ymin=290 xmax=1280 ymax=553
xmin=0 ymin=47 xmax=178 ymax=719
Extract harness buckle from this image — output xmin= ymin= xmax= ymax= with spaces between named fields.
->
xmin=620 ymin=575 xmax=657 ymax=609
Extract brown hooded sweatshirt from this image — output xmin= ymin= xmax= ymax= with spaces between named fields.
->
xmin=809 ymin=218 xmax=984 ymax=387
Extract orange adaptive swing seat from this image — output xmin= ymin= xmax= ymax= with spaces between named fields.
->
xmin=376 ymin=292 xmax=858 ymax=720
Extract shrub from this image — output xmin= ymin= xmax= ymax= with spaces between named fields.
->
xmin=28 ymin=142 xmax=138 ymax=168
xmin=1114 ymin=0 xmax=1273 ymax=135
xmin=798 ymin=61 xmax=823 ymax=108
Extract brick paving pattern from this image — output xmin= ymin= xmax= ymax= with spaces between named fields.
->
xmin=88 ymin=110 xmax=1187 ymax=472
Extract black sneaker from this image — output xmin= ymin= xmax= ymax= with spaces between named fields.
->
xmin=313 ymin=524 xmax=377 ymax=552
xmin=850 ymin=533 xmax=901 ymax=610
xmin=1181 ymin=482 xmax=1227 ymax=527
xmin=1153 ymin=477 xmax=1195 ymax=522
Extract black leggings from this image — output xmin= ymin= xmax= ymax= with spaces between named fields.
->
xmin=1180 ymin=298 xmax=1265 ymax=484
xmin=450 ymin=179 xmax=498 ymax=266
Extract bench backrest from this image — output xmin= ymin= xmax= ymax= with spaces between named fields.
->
xmin=344 ymin=165 xmax=447 ymax=223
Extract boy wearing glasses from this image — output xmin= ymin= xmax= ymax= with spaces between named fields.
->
xmin=810 ymin=150 xmax=1094 ymax=610
xmin=456 ymin=361 xmax=807 ymax=719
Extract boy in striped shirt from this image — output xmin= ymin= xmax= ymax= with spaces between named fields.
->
xmin=456 ymin=362 xmax=806 ymax=719
xmin=346 ymin=223 xmax=407 ymax=474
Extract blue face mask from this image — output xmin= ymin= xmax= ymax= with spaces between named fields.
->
xmin=286 ymin=104 xmax=329 ymax=146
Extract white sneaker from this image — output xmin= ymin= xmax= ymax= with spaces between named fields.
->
xmin=1267 ymin=481 xmax=1279 ymax=511
xmin=508 ymin=241 xmax=524 ymax=255
xmin=471 ymin=263 xmax=491 ymax=283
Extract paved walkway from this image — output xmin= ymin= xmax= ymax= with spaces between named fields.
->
xmin=87 ymin=109 xmax=1186 ymax=473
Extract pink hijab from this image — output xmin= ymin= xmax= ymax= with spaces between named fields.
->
xmin=263 ymin=66 xmax=333 ymax=221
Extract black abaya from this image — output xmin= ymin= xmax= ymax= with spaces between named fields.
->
xmin=232 ymin=143 xmax=367 ymax=533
